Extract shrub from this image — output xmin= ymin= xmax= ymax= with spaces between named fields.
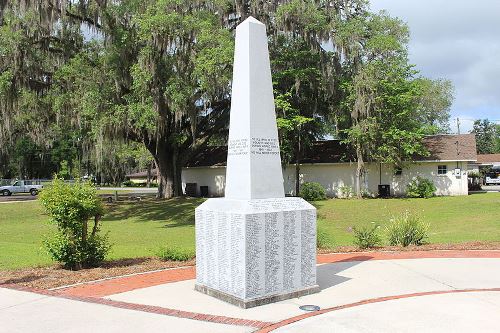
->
xmin=156 ymin=247 xmax=195 ymax=261
xmin=468 ymin=171 xmax=482 ymax=191
xmin=39 ymin=178 xmax=111 ymax=270
xmin=406 ymin=177 xmax=436 ymax=198
xmin=122 ymin=180 xmax=134 ymax=187
xmin=339 ymin=185 xmax=353 ymax=199
xmin=361 ymin=189 xmax=374 ymax=199
xmin=300 ymin=182 xmax=327 ymax=201
xmin=352 ymin=223 xmax=382 ymax=249
xmin=386 ymin=211 xmax=429 ymax=247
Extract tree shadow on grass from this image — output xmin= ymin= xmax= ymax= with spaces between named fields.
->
xmin=102 ymin=197 xmax=203 ymax=227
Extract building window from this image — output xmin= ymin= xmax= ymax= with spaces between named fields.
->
xmin=394 ymin=167 xmax=402 ymax=176
xmin=438 ymin=165 xmax=447 ymax=175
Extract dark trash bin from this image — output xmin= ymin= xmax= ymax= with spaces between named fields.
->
xmin=378 ymin=184 xmax=390 ymax=198
xmin=185 ymin=183 xmax=197 ymax=197
xmin=200 ymin=186 xmax=209 ymax=197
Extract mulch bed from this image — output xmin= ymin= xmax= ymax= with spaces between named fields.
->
xmin=318 ymin=241 xmax=500 ymax=254
xmin=1 ymin=242 xmax=498 ymax=291
xmin=0 ymin=257 xmax=195 ymax=290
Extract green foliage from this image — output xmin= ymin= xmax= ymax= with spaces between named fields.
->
xmin=496 ymin=125 xmax=500 ymax=153
xmin=43 ymin=233 xmax=110 ymax=269
xmin=122 ymin=180 xmax=134 ymax=187
xmin=352 ymin=223 xmax=382 ymax=249
xmin=58 ymin=160 xmax=71 ymax=180
xmin=300 ymin=182 xmax=327 ymax=201
xmin=39 ymin=179 xmax=110 ymax=269
xmin=156 ymin=246 xmax=195 ymax=262
xmin=386 ymin=211 xmax=429 ymax=247
xmin=406 ymin=176 xmax=436 ymax=198
xmin=472 ymin=119 xmax=500 ymax=154
xmin=339 ymin=185 xmax=354 ymax=199
xmin=468 ymin=171 xmax=481 ymax=179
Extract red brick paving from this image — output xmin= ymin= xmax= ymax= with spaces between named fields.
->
xmin=55 ymin=266 xmax=195 ymax=297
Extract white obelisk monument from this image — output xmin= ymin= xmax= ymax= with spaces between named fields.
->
xmin=195 ymin=17 xmax=319 ymax=308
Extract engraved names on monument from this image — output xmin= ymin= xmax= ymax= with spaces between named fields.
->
xmin=195 ymin=198 xmax=317 ymax=306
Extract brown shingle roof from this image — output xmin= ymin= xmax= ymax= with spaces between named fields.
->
xmin=126 ymin=134 xmax=477 ymax=177
xmin=477 ymin=154 xmax=500 ymax=163
xmin=419 ymin=134 xmax=477 ymax=161
xmin=185 ymin=134 xmax=477 ymax=167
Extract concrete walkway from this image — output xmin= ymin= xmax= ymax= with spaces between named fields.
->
xmin=273 ymin=291 xmax=500 ymax=333
xmin=0 ymin=288 xmax=248 ymax=333
xmin=1 ymin=251 xmax=499 ymax=332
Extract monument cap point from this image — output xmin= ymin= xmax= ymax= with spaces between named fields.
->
xmin=240 ymin=16 xmax=265 ymax=26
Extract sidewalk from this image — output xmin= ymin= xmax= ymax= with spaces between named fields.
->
xmin=2 ymin=250 xmax=499 ymax=332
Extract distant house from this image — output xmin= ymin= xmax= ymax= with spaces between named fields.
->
xmin=476 ymin=154 xmax=500 ymax=168
xmin=469 ymin=154 xmax=500 ymax=185
xmin=127 ymin=134 xmax=477 ymax=197
xmin=127 ymin=170 xmax=157 ymax=184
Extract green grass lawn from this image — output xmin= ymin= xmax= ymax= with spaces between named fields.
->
xmin=315 ymin=193 xmax=500 ymax=246
xmin=1 ymin=193 xmax=499 ymax=270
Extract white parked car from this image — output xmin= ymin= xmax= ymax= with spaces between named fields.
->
xmin=485 ymin=173 xmax=500 ymax=185
xmin=0 ymin=180 xmax=43 ymax=196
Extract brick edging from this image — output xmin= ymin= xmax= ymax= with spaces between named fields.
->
xmin=1 ymin=284 xmax=271 ymax=329
xmin=255 ymin=288 xmax=500 ymax=333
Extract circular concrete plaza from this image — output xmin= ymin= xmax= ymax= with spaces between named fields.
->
xmin=1 ymin=250 xmax=499 ymax=332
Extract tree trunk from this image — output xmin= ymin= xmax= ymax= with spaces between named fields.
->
xmin=355 ymin=144 xmax=364 ymax=199
xmin=82 ymin=220 xmax=88 ymax=243
xmin=151 ymin=136 xmax=186 ymax=199
xmin=155 ymin=150 xmax=175 ymax=199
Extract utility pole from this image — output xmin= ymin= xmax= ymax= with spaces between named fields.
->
xmin=456 ymin=117 xmax=460 ymax=134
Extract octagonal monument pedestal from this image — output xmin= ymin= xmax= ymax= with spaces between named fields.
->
xmin=195 ymin=197 xmax=318 ymax=308
xmin=194 ymin=17 xmax=319 ymax=308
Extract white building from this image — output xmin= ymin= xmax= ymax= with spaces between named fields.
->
xmin=127 ymin=134 xmax=477 ymax=197
xmin=180 ymin=134 xmax=476 ymax=197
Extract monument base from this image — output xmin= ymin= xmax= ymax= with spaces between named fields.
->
xmin=195 ymin=197 xmax=318 ymax=308
xmin=195 ymin=283 xmax=320 ymax=309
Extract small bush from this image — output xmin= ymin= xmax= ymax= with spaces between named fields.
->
xmin=39 ymin=178 xmax=110 ymax=270
xmin=156 ymin=247 xmax=195 ymax=261
xmin=43 ymin=233 xmax=110 ymax=269
xmin=339 ymin=185 xmax=353 ymax=199
xmin=352 ymin=223 xmax=382 ymax=249
xmin=122 ymin=180 xmax=134 ymax=187
xmin=361 ymin=189 xmax=374 ymax=199
xmin=300 ymin=182 xmax=327 ymax=201
xmin=406 ymin=177 xmax=436 ymax=198
xmin=386 ymin=211 xmax=429 ymax=247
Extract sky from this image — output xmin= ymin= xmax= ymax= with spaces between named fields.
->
xmin=370 ymin=0 xmax=500 ymax=133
